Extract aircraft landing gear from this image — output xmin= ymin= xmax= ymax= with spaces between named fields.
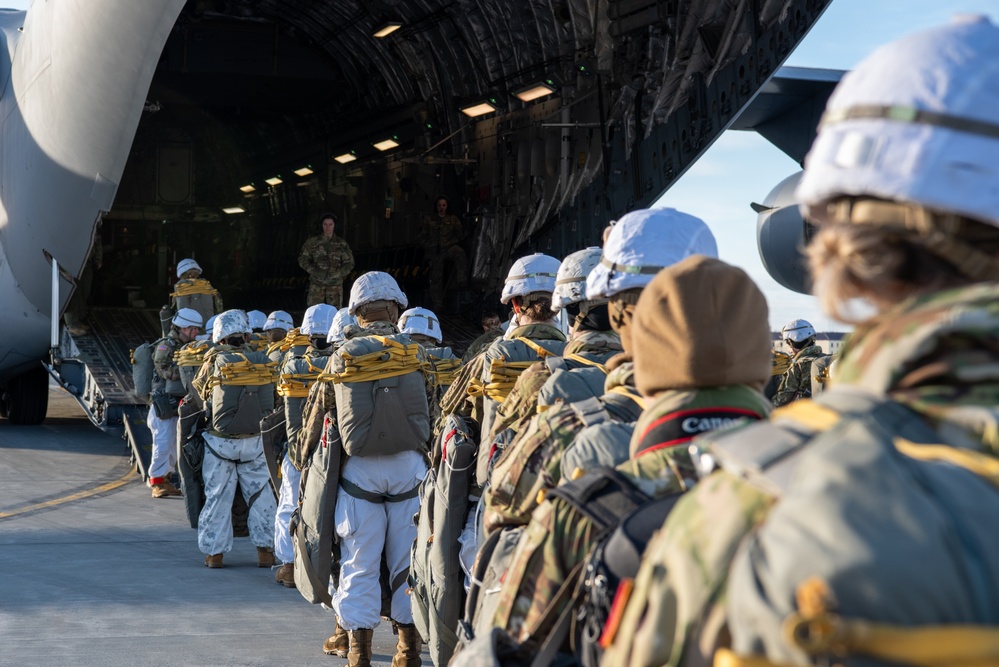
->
xmin=1 ymin=364 xmax=49 ymax=425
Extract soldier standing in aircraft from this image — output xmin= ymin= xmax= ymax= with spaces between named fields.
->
xmin=423 ymin=196 xmax=468 ymax=311
xmin=299 ymin=213 xmax=355 ymax=308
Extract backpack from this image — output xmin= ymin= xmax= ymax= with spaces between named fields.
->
xmin=410 ymin=413 xmax=478 ymax=667
xmin=604 ymin=388 xmax=999 ymax=667
xmin=330 ymin=334 xmax=430 ymax=457
xmin=536 ymin=364 xmax=607 ymax=413
xmin=170 ymin=278 xmax=219 ymax=327
xmin=291 ymin=411 xmax=343 ymax=606
xmin=573 ymin=493 xmax=682 ymax=667
xmin=131 ymin=342 xmax=154 ymax=402
xmin=176 ymin=340 xmax=211 ymax=405
xmin=207 ymin=350 xmax=276 ymax=436
xmin=177 ymin=397 xmax=207 ymax=529
xmin=427 ymin=345 xmax=462 ymax=389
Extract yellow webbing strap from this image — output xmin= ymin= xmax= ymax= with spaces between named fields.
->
xmin=432 ymin=357 xmax=462 ymax=386
xmin=514 ymin=336 xmax=556 ymax=359
xmin=319 ymin=336 xmax=426 ymax=385
xmin=770 ymin=399 xmax=841 ymax=432
xmin=564 ymin=352 xmax=608 ymax=374
xmin=482 ymin=359 xmax=535 ymax=401
xmin=205 ymin=354 xmax=278 ymax=389
xmin=277 ymin=372 xmax=322 ymax=398
xmin=771 ymin=350 xmax=792 ymax=376
xmin=174 ymin=342 xmax=211 ymax=367
xmin=170 ymin=278 xmax=218 ymax=297
xmin=895 ymin=438 xmax=999 ymax=491
xmin=277 ymin=329 xmax=312 ymax=353
xmin=607 ymin=385 xmax=647 ymax=410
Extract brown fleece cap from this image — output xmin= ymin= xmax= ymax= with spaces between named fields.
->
xmin=632 ymin=255 xmax=771 ymax=395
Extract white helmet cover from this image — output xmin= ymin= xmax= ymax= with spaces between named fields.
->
xmin=176 ymin=258 xmax=202 ymax=278
xmin=348 ymin=271 xmax=408 ymax=316
xmin=302 ymin=304 xmax=336 ymax=336
xmin=264 ymin=310 xmax=294 ymax=332
xmin=246 ymin=310 xmax=267 ymax=331
xmin=798 ymin=15 xmax=999 ymax=227
xmin=213 ymin=309 xmax=250 ymax=344
xmin=327 ymin=307 xmax=357 ymax=344
xmin=552 ymin=247 xmax=603 ymax=312
xmin=500 ymin=253 xmax=561 ymax=305
xmin=586 ymin=208 xmax=718 ymax=299
xmin=172 ymin=307 xmax=203 ymax=329
xmin=782 ymin=319 xmax=816 ymax=344
xmin=398 ymin=307 xmax=443 ymax=343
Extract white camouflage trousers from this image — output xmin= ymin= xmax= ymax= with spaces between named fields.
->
xmin=198 ymin=432 xmax=276 ymax=556
xmin=146 ymin=409 xmax=178 ymax=481
xmin=273 ymin=453 xmax=301 ymax=564
xmin=332 ymin=450 xmax=426 ymax=630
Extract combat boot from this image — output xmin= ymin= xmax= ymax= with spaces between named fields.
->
xmin=161 ymin=479 xmax=183 ymax=496
xmin=347 ymin=628 xmax=373 ymax=667
xmin=392 ymin=623 xmax=423 ymax=667
xmin=274 ymin=563 xmax=295 ymax=588
xmin=204 ymin=553 xmax=223 ymax=568
xmin=322 ymin=618 xmax=349 ymax=657
xmin=257 ymin=547 xmax=276 ymax=568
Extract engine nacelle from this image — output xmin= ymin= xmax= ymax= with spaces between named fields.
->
xmin=754 ymin=171 xmax=814 ymax=295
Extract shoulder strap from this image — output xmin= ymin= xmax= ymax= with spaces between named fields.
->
xmin=568 ymin=396 xmax=611 ymax=428
xmin=544 ymin=468 xmax=650 ymax=533
xmin=515 ymin=336 xmax=556 ymax=359
xmin=545 ymin=356 xmax=567 ymax=373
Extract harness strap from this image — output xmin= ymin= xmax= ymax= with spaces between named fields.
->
xmin=340 ymin=478 xmax=421 ymax=504
xmin=569 ymin=397 xmax=611 ymax=428
xmin=203 ymin=439 xmax=253 ymax=464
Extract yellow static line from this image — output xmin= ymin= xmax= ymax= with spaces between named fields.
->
xmin=0 ymin=469 xmax=137 ymax=520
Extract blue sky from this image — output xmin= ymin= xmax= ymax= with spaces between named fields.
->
xmin=5 ymin=1 xmax=996 ymax=331
xmin=656 ymin=1 xmax=999 ymax=332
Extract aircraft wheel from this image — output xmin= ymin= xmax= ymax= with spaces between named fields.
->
xmin=3 ymin=365 xmax=49 ymax=425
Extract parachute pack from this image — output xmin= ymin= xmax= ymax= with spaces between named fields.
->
xmin=327 ymin=334 xmax=430 ymax=458
xmin=131 ymin=342 xmax=154 ymax=402
xmin=410 ymin=414 xmax=478 ymax=667
xmin=204 ymin=350 xmax=277 ymax=436
xmin=604 ymin=388 xmax=999 ymax=667
xmin=170 ymin=278 xmax=220 ymax=327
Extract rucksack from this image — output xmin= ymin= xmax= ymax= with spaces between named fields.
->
xmin=207 ymin=350 xmax=277 ymax=436
xmin=410 ymin=413 xmax=478 ymax=667
xmin=291 ymin=411 xmax=343 ymax=606
xmin=131 ymin=342 xmax=154 ymax=402
xmin=573 ymin=493 xmax=682 ymax=667
xmin=329 ymin=334 xmax=430 ymax=457
xmin=176 ymin=340 xmax=211 ymax=405
xmin=603 ymin=388 xmax=999 ymax=667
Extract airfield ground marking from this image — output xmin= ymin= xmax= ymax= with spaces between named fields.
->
xmin=0 ymin=469 xmax=137 ymax=520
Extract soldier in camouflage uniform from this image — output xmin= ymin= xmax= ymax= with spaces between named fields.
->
xmin=298 ymin=213 xmax=355 ymax=308
xmin=491 ymin=256 xmax=773 ymax=651
xmin=771 ymin=318 xmax=824 ymax=407
xmin=604 ymin=17 xmax=999 ymax=667
xmin=147 ymin=307 xmax=203 ymax=498
xmin=423 ymin=196 xmax=468 ymax=312
xmin=461 ymin=312 xmax=503 ymax=364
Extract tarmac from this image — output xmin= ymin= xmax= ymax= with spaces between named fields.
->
xmin=0 ymin=381 xmax=422 ymax=666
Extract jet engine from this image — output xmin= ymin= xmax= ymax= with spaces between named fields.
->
xmin=754 ymin=171 xmax=815 ymax=295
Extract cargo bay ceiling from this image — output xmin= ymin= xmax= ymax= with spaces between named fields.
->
xmin=115 ymin=0 xmax=831 ymax=288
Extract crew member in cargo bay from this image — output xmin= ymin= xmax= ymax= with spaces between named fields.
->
xmin=192 ymin=309 xmax=278 ymax=570
xmin=298 ymin=212 xmax=355 ymax=308
xmin=147 ymin=307 xmax=203 ymax=499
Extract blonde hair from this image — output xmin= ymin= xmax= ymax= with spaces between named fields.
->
xmin=806 ymin=222 xmax=991 ymax=322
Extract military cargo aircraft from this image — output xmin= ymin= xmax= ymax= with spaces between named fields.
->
xmin=0 ymin=0 xmax=837 ymax=440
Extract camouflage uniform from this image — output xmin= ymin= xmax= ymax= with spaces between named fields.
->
xmin=298 ymin=234 xmax=355 ymax=308
xmin=492 ymin=385 xmax=771 ymax=648
xmin=482 ymin=355 xmax=641 ymax=534
xmin=488 ymin=329 xmax=622 ymax=444
xmin=603 ymin=284 xmax=999 ymax=667
xmin=461 ymin=326 xmax=503 ymax=364
xmin=423 ymin=213 xmax=467 ymax=310
xmin=771 ymin=343 xmax=824 ymax=407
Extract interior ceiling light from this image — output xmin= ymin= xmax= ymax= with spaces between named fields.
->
xmin=372 ymin=137 xmax=400 ymax=151
xmin=373 ymin=21 xmax=402 ymax=38
xmin=239 ymin=184 xmax=255 ymax=193
xmin=222 ymin=206 xmax=245 ymax=214
xmin=294 ymin=166 xmax=314 ymax=177
xmin=334 ymin=152 xmax=357 ymax=164
xmin=265 ymin=176 xmax=283 ymax=186
xmin=514 ymin=81 xmax=556 ymax=103
xmin=460 ymin=99 xmax=497 ymax=117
